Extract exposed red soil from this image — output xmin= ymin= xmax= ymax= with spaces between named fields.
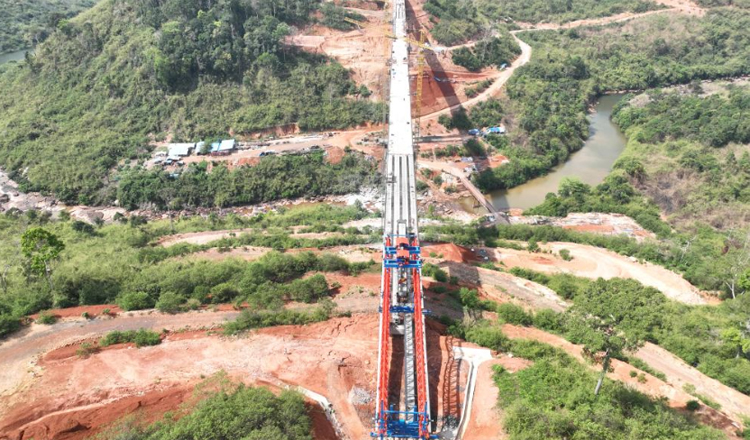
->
xmin=0 ymin=314 xmax=466 ymax=440
xmin=564 ymin=224 xmax=616 ymax=234
xmin=422 ymin=243 xmax=477 ymax=264
xmin=325 ymin=146 xmax=346 ymax=164
xmin=6 ymin=384 xmax=197 ymax=440
xmin=462 ymin=359 xmax=508 ymax=440
xmin=308 ymin=402 xmax=340 ymax=440
xmin=0 ymin=377 xmax=338 ymax=440
xmin=415 ymin=68 xmax=500 ymax=116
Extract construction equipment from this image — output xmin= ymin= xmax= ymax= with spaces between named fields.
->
xmin=373 ymin=1 xmax=434 ymax=438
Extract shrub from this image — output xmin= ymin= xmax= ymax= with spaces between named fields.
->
xmin=117 ymin=292 xmax=154 ymax=311
xmin=686 ymin=400 xmax=700 ymax=411
xmin=464 ymin=322 xmax=510 ymax=351
xmin=223 ymin=307 xmax=332 ymax=335
xmin=156 ymin=292 xmax=184 ymax=314
xmin=100 ymin=329 xmax=162 ymax=348
xmin=527 ymin=239 xmax=540 ymax=253
xmin=431 ymin=285 xmax=449 ymax=294
xmin=76 ymin=342 xmax=97 ymax=358
xmin=71 ymin=220 xmax=96 ymax=235
xmin=185 ymin=298 xmax=201 ymax=310
xmin=423 ymin=263 xmax=448 ymax=283
xmin=559 ymin=249 xmax=573 ymax=261
xmin=533 ymin=308 xmax=563 ymax=331
xmin=0 ymin=314 xmax=21 ymax=338
xmin=286 ymin=274 xmax=330 ymax=303
xmin=133 ymin=329 xmax=162 ymax=347
xmin=37 ymin=311 xmax=57 ymax=325
xmin=628 ymin=357 xmax=667 ymax=382
xmin=496 ymin=303 xmax=533 ymax=326
xmin=629 ymin=370 xmax=638 ymax=378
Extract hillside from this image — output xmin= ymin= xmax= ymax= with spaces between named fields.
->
xmin=423 ymin=0 xmax=663 ymax=45
xmin=0 ymin=0 xmax=96 ymax=54
xmin=473 ymin=9 xmax=750 ymax=194
xmin=0 ymin=0 xmax=381 ymax=205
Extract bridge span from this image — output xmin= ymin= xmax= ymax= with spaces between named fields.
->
xmin=373 ymin=0 xmax=433 ymax=439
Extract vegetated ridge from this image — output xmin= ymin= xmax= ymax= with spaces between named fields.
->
xmin=0 ymin=0 xmax=381 ymax=205
xmin=0 ymin=0 xmax=97 ymax=54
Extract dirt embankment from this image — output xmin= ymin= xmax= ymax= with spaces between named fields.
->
xmin=0 ymin=310 xmax=473 ymax=440
xmin=0 ymin=315 xmax=380 ymax=440
xmin=488 ymin=242 xmax=712 ymax=305
xmin=509 ymin=212 xmax=655 ymax=242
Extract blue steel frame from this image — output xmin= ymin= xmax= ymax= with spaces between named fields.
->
xmin=372 ymin=405 xmax=434 ymax=439
xmin=374 ymin=233 xmax=434 ymax=439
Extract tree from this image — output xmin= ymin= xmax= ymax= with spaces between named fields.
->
xmin=566 ymin=279 xmax=654 ymax=395
xmin=569 ymin=312 xmax=642 ymax=395
xmin=720 ymin=230 xmax=750 ymax=299
xmin=721 ymin=327 xmax=750 ymax=359
xmin=21 ymin=228 xmax=64 ymax=292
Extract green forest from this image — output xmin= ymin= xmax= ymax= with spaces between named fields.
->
xmin=117 ymin=152 xmax=379 ymax=210
xmin=0 ymin=0 xmax=381 ymax=205
xmin=474 ymin=9 xmax=750 ymax=193
xmin=493 ymin=0 xmax=660 ymax=24
xmin=0 ymin=0 xmax=96 ymax=54
xmin=508 ymin=270 xmax=750 ymax=397
xmin=494 ymin=340 xmax=725 ymax=440
xmin=609 ymin=86 xmax=750 ymax=230
xmin=0 ymin=204 xmax=378 ymax=338
xmin=438 ymin=286 xmax=731 ymax=439
xmin=452 ymin=36 xmax=521 ymax=71
xmin=423 ymin=0 xmax=659 ymax=45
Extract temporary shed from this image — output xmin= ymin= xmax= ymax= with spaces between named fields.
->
xmin=168 ymin=143 xmax=194 ymax=157
xmin=218 ymin=139 xmax=236 ymax=152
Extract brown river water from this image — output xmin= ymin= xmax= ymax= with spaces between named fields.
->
xmin=490 ymin=94 xmax=627 ymax=211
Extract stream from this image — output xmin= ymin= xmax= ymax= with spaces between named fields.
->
xmin=0 ymin=49 xmax=28 ymax=65
xmin=489 ymin=94 xmax=627 ymax=211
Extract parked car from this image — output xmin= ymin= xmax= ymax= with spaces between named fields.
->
xmin=477 ymin=249 xmax=489 ymax=261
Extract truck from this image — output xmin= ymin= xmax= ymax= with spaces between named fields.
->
xmin=485 ymin=126 xmax=506 ymax=135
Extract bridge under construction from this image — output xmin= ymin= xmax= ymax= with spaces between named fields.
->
xmin=373 ymin=0 xmax=433 ymax=439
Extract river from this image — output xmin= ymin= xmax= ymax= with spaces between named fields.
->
xmin=0 ymin=49 xmax=27 ymax=65
xmin=489 ymin=94 xmax=627 ymax=211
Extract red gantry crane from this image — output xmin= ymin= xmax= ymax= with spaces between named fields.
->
xmin=373 ymin=0 xmax=433 ymax=438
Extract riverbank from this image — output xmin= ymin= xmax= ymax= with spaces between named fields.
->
xmin=0 ymin=49 xmax=26 ymax=65
xmin=489 ymin=94 xmax=628 ymax=211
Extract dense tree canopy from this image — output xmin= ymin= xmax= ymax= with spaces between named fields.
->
xmin=0 ymin=0 xmax=96 ymax=54
xmin=474 ymin=9 xmax=750 ymax=194
xmin=0 ymin=204 xmax=377 ymax=338
xmin=0 ymin=0 xmax=381 ymax=204
xmin=117 ymin=152 xmax=378 ymax=210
